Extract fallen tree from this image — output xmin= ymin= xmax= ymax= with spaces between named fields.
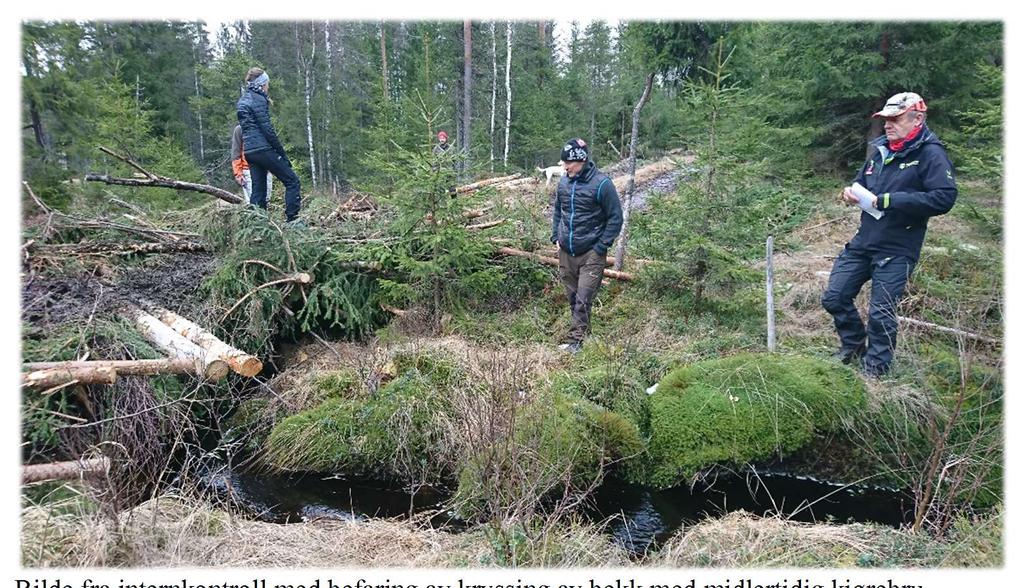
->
xmin=22 ymin=366 xmax=118 ymax=389
xmin=150 ymin=307 xmax=263 ymax=377
xmin=132 ymin=309 xmax=230 ymax=381
xmin=23 ymin=457 xmax=109 ymax=484
xmin=86 ymin=146 xmax=243 ymax=205
xmin=23 ymin=358 xmax=196 ymax=377
xmin=28 ymin=240 xmax=209 ymax=256
xmin=495 ymin=246 xmax=634 ymax=281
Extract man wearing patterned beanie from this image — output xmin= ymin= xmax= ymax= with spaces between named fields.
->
xmin=822 ymin=92 xmax=958 ymax=377
xmin=550 ymin=138 xmax=623 ymax=353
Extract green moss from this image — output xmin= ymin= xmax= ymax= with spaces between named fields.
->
xmin=263 ymin=369 xmax=450 ymax=481
xmin=548 ymin=365 xmax=651 ymax=434
xmin=391 ymin=349 xmax=461 ymax=387
xmin=453 ymin=391 xmax=643 ymax=520
xmin=645 ymin=353 xmax=866 ymax=488
xmin=311 ymin=369 xmax=363 ymax=400
xmin=263 ymin=398 xmax=361 ymax=472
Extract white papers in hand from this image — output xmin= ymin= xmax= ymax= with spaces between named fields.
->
xmin=851 ymin=182 xmax=884 ymax=220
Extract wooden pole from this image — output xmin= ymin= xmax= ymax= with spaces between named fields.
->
xmin=766 ymin=235 xmax=776 ymax=352
xmin=85 ymin=174 xmax=242 ymax=205
xmin=152 ymin=308 xmax=263 ymax=377
xmin=23 ymin=457 xmax=109 ymax=484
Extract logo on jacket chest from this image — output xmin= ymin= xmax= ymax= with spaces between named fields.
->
xmin=865 ymin=160 xmax=876 ymax=176
xmin=898 ymin=160 xmax=920 ymax=170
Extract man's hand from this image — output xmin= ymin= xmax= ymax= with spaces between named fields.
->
xmin=840 ymin=187 xmax=878 ymax=208
xmin=234 ymin=174 xmax=246 ymax=187
xmin=840 ymin=187 xmax=858 ymax=206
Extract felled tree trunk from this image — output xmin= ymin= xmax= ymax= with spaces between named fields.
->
xmin=132 ymin=310 xmax=230 ymax=381
xmin=23 ymin=458 xmax=109 ymax=484
xmin=456 ymin=173 xmax=521 ymax=194
xmin=151 ymin=307 xmax=263 ymax=376
xmin=22 ymin=366 xmax=117 ymax=389
xmin=496 ymin=246 xmax=634 ymax=281
xmin=23 ymin=358 xmax=195 ymax=377
xmin=85 ymin=174 xmax=242 ymax=205
xmin=31 ymin=241 xmax=208 ymax=256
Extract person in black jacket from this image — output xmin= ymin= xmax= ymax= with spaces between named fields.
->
xmin=550 ymin=138 xmax=623 ymax=353
xmin=822 ymin=92 xmax=958 ymax=377
xmin=236 ymin=67 xmax=303 ymax=223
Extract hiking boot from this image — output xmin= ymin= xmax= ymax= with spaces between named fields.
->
xmin=833 ymin=342 xmax=866 ymax=365
xmin=557 ymin=341 xmax=583 ymax=354
xmin=286 ymin=218 xmax=307 ymax=228
xmin=861 ymin=360 xmax=889 ymax=379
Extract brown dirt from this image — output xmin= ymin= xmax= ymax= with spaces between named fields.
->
xmin=21 ymin=252 xmax=217 ymax=331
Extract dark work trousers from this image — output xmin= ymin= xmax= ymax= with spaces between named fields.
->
xmin=821 ymin=248 xmax=916 ymax=374
xmin=558 ymin=247 xmax=606 ymax=344
xmin=246 ymin=149 xmax=302 ymax=221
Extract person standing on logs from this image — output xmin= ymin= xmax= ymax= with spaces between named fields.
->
xmin=236 ymin=67 xmax=303 ymax=224
xmin=550 ymin=137 xmax=623 ymax=354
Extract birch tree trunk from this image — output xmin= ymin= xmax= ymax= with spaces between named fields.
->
xmin=463 ymin=20 xmax=473 ymax=174
xmin=299 ymin=22 xmax=318 ymax=189
xmin=490 ymin=21 xmax=497 ymax=172
xmin=380 ymin=21 xmax=390 ymax=99
xmin=323 ymin=21 xmax=333 ymax=190
xmin=613 ymin=72 xmax=654 ymax=271
xmin=193 ymin=68 xmax=204 ymax=162
xmin=503 ymin=22 xmax=513 ymax=169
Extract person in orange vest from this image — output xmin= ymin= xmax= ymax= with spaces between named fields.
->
xmin=230 ymin=124 xmax=251 ymax=200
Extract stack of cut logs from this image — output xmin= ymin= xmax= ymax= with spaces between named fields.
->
xmin=22 ymin=306 xmax=262 ymax=389
xmin=21 ymin=306 xmax=262 ymax=484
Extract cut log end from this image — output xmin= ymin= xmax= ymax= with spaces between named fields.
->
xmin=231 ymin=356 xmax=264 ymax=378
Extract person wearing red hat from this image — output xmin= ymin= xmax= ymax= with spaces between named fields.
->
xmin=822 ymin=92 xmax=958 ymax=377
xmin=432 ymin=130 xmax=456 ymax=196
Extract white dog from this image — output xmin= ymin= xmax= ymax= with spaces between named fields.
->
xmin=536 ymin=161 xmax=565 ymax=186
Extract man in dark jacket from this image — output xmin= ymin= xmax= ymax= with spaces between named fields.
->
xmin=551 ymin=138 xmax=623 ymax=353
xmin=822 ymin=92 xmax=958 ymax=377
xmin=236 ymin=68 xmax=303 ymax=223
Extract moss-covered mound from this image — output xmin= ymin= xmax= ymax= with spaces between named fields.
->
xmin=263 ymin=368 xmax=450 ymax=481
xmin=548 ymin=365 xmax=651 ymax=433
xmin=645 ymin=353 xmax=866 ymax=488
xmin=452 ymin=390 xmax=644 ymax=521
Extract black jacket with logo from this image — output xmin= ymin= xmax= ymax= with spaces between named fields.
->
xmin=848 ymin=124 xmax=958 ymax=260
xmin=236 ymin=86 xmax=286 ymax=159
xmin=550 ymin=160 xmax=623 ymax=256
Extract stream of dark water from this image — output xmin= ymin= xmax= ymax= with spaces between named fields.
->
xmin=204 ymin=468 xmax=911 ymax=554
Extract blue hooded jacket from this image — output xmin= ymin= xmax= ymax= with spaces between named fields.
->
xmin=550 ymin=159 xmax=623 ymax=256
xmin=847 ymin=124 xmax=957 ymax=260
xmin=236 ymin=86 xmax=287 ymax=159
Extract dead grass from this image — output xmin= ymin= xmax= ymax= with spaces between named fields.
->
xmin=21 ymin=492 xmax=630 ymax=568
xmin=651 ymin=510 xmax=898 ymax=567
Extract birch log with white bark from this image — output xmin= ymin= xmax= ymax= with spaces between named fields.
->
xmin=152 ymin=307 xmax=263 ymax=377
xmin=132 ymin=310 xmax=229 ymax=381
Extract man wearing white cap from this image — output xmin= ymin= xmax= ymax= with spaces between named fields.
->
xmin=821 ymin=92 xmax=958 ymax=377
